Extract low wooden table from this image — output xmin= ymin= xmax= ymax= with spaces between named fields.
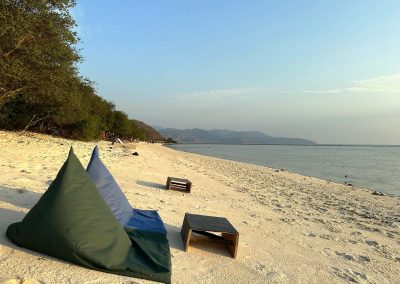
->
xmin=181 ymin=213 xmax=239 ymax=258
xmin=166 ymin=177 xmax=192 ymax=192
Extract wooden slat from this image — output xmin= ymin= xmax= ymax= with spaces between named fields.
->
xmin=166 ymin=176 xmax=192 ymax=192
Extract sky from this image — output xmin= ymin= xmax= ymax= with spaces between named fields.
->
xmin=73 ymin=1 xmax=400 ymax=144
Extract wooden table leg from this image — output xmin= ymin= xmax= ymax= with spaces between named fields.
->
xmin=186 ymin=182 xmax=192 ymax=193
xmin=180 ymin=218 xmax=192 ymax=252
xmin=222 ymin=232 xmax=239 ymax=258
xmin=166 ymin=177 xmax=171 ymax=190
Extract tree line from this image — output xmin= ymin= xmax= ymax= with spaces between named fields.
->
xmin=0 ymin=0 xmax=157 ymax=141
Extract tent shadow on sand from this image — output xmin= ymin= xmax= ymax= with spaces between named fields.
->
xmin=164 ymin=223 xmax=185 ymax=251
xmin=0 ymin=207 xmax=25 ymax=248
xmin=0 ymin=185 xmax=42 ymax=209
xmin=136 ymin=180 xmax=166 ymax=190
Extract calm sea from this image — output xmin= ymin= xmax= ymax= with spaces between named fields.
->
xmin=167 ymin=144 xmax=400 ymax=196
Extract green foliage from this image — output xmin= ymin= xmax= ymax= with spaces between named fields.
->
xmin=108 ymin=111 xmax=147 ymax=140
xmin=0 ymin=0 xmax=79 ymax=105
xmin=0 ymin=0 xmax=165 ymax=142
xmin=111 ymin=111 xmax=131 ymax=137
xmin=165 ymin=138 xmax=177 ymax=144
xmin=70 ymin=116 xmax=102 ymax=141
xmin=127 ymin=120 xmax=147 ymax=141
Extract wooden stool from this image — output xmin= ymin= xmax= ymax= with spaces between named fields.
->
xmin=166 ymin=177 xmax=192 ymax=192
xmin=181 ymin=213 xmax=239 ymax=258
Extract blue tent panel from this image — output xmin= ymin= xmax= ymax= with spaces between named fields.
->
xmin=126 ymin=209 xmax=167 ymax=234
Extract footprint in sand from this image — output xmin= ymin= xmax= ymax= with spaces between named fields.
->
xmin=335 ymin=251 xmax=355 ymax=261
xmin=332 ymin=267 xmax=369 ymax=283
xmin=365 ymin=240 xmax=379 ymax=246
xmin=358 ymin=255 xmax=371 ymax=262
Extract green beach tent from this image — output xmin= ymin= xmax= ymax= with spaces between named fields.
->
xmin=6 ymin=147 xmax=171 ymax=283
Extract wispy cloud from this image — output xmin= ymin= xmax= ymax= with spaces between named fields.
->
xmin=171 ymin=73 xmax=400 ymax=109
xmin=305 ymin=73 xmax=400 ymax=95
xmin=177 ymin=87 xmax=261 ymax=100
xmin=173 ymin=87 xmax=254 ymax=108
xmin=174 ymin=87 xmax=293 ymax=105
xmin=348 ymin=74 xmax=400 ymax=94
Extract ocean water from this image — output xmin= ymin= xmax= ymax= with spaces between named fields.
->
xmin=167 ymin=144 xmax=400 ymax=196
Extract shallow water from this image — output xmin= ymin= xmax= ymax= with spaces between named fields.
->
xmin=168 ymin=144 xmax=400 ymax=196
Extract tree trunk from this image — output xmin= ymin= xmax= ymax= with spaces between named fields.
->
xmin=23 ymin=114 xmax=38 ymax=131
xmin=23 ymin=114 xmax=49 ymax=132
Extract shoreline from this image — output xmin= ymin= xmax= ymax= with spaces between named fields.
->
xmin=166 ymin=143 xmax=400 ymax=197
xmin=0 ymin=131 xmax=399 ymax=283
xmin=165 ymin=142 xmax=400 ymax=147
xmin=166 ymin=144 xmax=397 ymax=197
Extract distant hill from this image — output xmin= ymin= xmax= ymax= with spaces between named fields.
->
xmin=133 ymin=120 xmax=165 ymax=141
xmin=156 ymin=128 xmax=316 ymax=145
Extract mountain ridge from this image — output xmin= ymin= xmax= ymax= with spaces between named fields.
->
xmin=156 ymin=127 xmax=317 ymax=145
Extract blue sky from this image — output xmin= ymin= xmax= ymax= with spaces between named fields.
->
xmin=73 ymin=1 xmax=400 ymax=144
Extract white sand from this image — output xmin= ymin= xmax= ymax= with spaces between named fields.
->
xmin=0 ymin=131 xmax=399 ymax=284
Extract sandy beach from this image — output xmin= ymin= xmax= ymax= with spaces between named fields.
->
xmin=0 ymin=130 xmax=399 ymax=284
